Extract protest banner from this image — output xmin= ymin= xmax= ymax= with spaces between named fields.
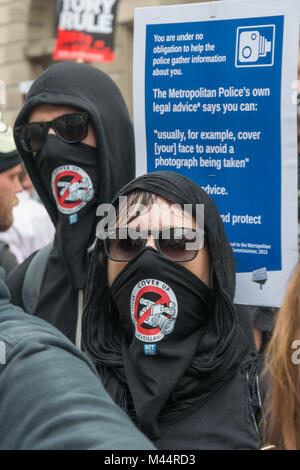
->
xmin=134 ymin=0 xmax=300 ymax=306
xmin=53 ymin=0 xmax=119 ymax=63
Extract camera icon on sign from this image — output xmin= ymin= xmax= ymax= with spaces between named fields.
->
xmin=239 ymin=31 xmax=271 ymax=62
xmin=236 ymin=25 xmax=275 ymax=67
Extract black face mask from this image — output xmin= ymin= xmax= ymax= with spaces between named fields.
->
xmin=35 ymin=135 xmax=99 ymax=289
xmin=110 ymin=247 xmax=212 ymax=439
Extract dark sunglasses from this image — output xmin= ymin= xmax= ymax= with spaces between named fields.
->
xmin=14 ymin=112 xmax=89 ymax=153
xmin=103 ymin=227 xmax=204 ymax=262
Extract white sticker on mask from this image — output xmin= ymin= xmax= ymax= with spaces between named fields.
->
xmin=51 ymin=165 xmax=94 ymax=215
xmin=130 ymin=279 xmax=178 ymax=343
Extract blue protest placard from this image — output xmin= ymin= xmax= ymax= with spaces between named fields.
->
xmin=134 ymin=0 xmax=299 ymax=306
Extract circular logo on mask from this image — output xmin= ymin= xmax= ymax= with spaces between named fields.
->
xmin=130 ymin=279 xmax=178 ymax=343
xmin=51 ymin=165 xmax=94 ymax=215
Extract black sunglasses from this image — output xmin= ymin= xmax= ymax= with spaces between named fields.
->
xmin=103 ymin=227 xmax=204 ymax=262
xmin=14 ymin=112 xmax=89 ymax=153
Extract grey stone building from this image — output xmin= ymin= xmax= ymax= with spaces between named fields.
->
xmin=0 ymin=0 xmax=212 ymax=126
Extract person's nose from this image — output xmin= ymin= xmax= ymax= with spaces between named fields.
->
xmin=48 ymin=125 xmax=56 ymax=136
xmin=15 ymin=177 xmax=23 ymax=194
xmin=145 ymin=234 xmax=157 ymax=250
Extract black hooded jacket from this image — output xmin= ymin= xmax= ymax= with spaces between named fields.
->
xmin=7 ymin=61 xmax=135 ymax=343
xmin=83 ymin=171 xmax=264 ymax=450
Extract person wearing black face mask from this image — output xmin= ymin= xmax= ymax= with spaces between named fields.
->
xmin=7 ymin=61 xmax=135 ymax=345
xmin=83 ymin=171 xmax=265 ymax=450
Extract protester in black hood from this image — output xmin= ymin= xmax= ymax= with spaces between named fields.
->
xmin=83 ymin=171 xmax=264 ymax=450
xmin=8 ymin=61 xmax=135 ymax=344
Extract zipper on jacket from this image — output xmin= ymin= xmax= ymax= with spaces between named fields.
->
xmin=75 ymin=289 xmax=84 ymax=351
xmin=246 ymin=370 xmax=263 ymax=446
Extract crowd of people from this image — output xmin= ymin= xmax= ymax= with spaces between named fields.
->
xmin=0 ymin=60 xmax=299 ymax=450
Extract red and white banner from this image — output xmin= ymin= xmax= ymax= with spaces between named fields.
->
xmin=53 ymin=0 xmax=119 ymax=63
